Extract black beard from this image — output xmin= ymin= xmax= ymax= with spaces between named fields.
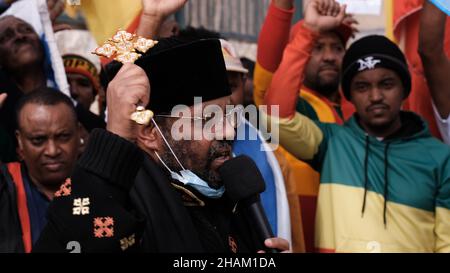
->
xmin=198 ymin=140 xmax=233 ymax=189
xmin=309 ymin=75 xmax=340 ymax=97
xmin=157 ymin=129 xmax=232 ymax=189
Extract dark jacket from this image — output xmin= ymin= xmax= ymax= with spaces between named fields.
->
xmin=0 ymin=164 xmax=26 ymax=253
xmin=33 ymin=129 xmax=262 ymax=253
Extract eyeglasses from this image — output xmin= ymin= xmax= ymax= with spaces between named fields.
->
xmin=155 ymin=106 xmax=244 ymax=128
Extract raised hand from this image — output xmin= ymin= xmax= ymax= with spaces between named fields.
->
xmin=106 ymin=64 xmax=150 ymax=141
xmin=141 ymin=0 xmax=188 ymax=19
xmin=303 ymin=0 xmax=347 ymax=33
xmin=342 ymin=13 xmax=359 ymax=37
xmin=137 ymin=0 xmax=188 ymax=38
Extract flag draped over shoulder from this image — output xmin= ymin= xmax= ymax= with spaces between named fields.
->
xmin=1 ymin=0 xmax=69 ymax=96
xmin=80 ymin=0 xmax=142 ymax=45
xmin=390 ymin=0 xmax=450 ymax=139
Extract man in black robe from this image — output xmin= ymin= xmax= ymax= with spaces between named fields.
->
xmin=33 ymin=38 xmax=290 ymax=253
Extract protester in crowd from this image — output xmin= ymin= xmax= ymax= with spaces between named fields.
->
xmin=33 ymin=38 xmax=290 ymax=253
xmin=55 ymin=29 xmax=106 ymax=149
xmin=0 ymin=15 xmax=47 ymax=162
xmin=264 ymin=0 xmax=450 ymax=252
xmin=56 ymin=30 xmax=101 ymax=113
xmin=0 ymin=88 xmax=80 ymax=253
xmin=419 ymin=0 xmax=450 ymax=145
xmin=0 ymin=12 xmax=103 ymax=161
xmin=254 ymin=0 xmax=357 ymax=252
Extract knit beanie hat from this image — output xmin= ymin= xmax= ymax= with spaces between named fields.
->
xmin=55 ymin=29 xmax=101 ymax=93
xmin=341 ymin=35 xmax=411 ymax=100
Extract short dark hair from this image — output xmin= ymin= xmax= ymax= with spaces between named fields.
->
xmin=16 ymin=87 xmax=77 ymax=130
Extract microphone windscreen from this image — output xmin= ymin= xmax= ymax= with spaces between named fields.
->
xmin=218 ymin=155 xmax=266 ymax=203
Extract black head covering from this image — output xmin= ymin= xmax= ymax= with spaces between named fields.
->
xmin=341 ymin=35 xmax=411 ymax=101
xmin=104 ymin=38 xmax=230 ymax=114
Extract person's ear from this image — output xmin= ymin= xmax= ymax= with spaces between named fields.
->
xmin=137 ymin=123 xmax=160 ymax=152
xmin=15 ymin=130 xmax=24 ymax=151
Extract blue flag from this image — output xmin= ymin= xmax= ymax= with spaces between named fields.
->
xmin=233 ymin=118 xmax=291 ymax=243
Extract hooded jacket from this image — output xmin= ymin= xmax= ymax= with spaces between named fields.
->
xmin=265 ymin=110 xmax=450 ymax=252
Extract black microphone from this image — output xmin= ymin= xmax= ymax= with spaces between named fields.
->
xmin=219 ymin=155 xmax=278 ymax=253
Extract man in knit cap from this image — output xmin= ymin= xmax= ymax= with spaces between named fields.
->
xmin=263 ymin=0 xmax=450 ymax=252
xmin=55 ymin=29 xmax=106 ymax=147
xmin=55 ymin=29 xmax=102 ymax=114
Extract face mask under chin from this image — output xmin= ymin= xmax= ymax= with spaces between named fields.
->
xmin=151 ymin=118 xmax=225 ymax=199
